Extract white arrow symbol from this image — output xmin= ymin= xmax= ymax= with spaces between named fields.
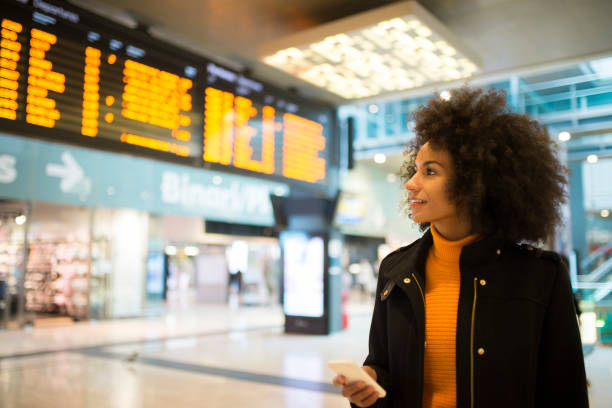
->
xmin=45 ymin=151 xmax=84 ymax=193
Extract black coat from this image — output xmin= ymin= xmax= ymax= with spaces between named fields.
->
xmin=359 ymin=230 xmax=588 ymax=408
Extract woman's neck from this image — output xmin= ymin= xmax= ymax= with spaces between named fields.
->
xmin=432 ymin=219 xmax=473 ymax=241
xmin=430 ymin=225 xmax=480 ymax=261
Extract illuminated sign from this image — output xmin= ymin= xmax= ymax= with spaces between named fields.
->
xmin=281 ymin=231 xmax=325 ymax=317
xmin=0 ymin=0 xmax=332 ymax=185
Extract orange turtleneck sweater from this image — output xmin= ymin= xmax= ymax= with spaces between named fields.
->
xmin=422 ymin=226 xmax=480 ymax=408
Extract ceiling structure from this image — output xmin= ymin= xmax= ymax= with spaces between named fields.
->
xmin=71 ymin=0 xmax=612 ymax=105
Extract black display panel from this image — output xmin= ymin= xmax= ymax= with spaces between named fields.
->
xmin=0 ymin=0 xmax=332 ymax=185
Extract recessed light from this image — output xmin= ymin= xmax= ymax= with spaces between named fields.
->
xmin=558 ymin=131 xmax=571 ymax=142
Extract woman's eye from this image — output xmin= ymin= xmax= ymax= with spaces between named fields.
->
xmin=425 ymin=167 xmax=436 ymax=175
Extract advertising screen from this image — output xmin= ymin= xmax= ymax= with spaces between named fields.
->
xmin=281 ymin=231 xmax=325 ymax=317
xmin=1 ymin=0 xmax=332 ymax=185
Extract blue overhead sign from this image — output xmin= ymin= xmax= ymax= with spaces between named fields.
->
xmin=0 ymin=133 xmax=289 ymax=226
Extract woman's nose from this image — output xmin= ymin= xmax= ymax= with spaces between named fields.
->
xmin=405 ymin=174 xmax=418 ymax=190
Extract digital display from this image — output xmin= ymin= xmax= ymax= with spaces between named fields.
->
xmin=0 ymin=0 xmax=332 ymax=184
xmin=1 ymin=7 xmax=201 ymax=158
xmin=203 ymin=83 xmax=326 ymax=183
xmin=281 ymin=231 xmax=325 ymax=317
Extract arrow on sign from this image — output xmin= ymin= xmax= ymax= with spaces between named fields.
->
xmin=46 ymin=151 xmax=85 ymax=193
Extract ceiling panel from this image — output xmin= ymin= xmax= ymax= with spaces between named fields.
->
xmin=71 ymin=0 xmax=612 ymax=104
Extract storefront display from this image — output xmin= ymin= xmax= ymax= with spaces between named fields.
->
xmin=24 ymin=202 xmax=91 ymax=322
xmin=25 ymin=239 xmax=89 ymax=319
xmin=2 ymin=202 xmax=148 ymax=324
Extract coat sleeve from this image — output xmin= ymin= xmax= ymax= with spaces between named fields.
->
xmin=350 ymin=261 xmax=392 ymax=408
xmin=535 ymin=259 xmax=589 ymax=407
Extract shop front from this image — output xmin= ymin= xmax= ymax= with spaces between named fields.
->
xmin=0 ymin=133 xmax=288 ymax=327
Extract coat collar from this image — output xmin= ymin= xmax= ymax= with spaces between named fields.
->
xmin=384 ymin=229 xmax=433 ymax=283
xmin=384 ymin=229 xmax=507 ymax=282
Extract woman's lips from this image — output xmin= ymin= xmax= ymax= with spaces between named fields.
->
xmin=410 ymin=199 xmax=426 ymax=208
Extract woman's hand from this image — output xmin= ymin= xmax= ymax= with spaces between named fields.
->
xmin=332 ymin=366 xmax=380 ymax=407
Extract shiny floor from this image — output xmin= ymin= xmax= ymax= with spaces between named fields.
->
xmin=1 ymin=301 xmax=611 ymax=408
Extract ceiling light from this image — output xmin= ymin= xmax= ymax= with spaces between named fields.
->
xmin=601 ymin=209 xmax=610 ymax=218
xmin=259 ymin=1 xmax=479 ymax=100
xmin=15 ymin=215 xmax=26 ymax=225
xmin=374 ymin=153 xmax=386 ymax=164
xmin=386 ymin=173 xmax=397 ymax=183
xmin=558 ymin=131 xmax=571 ymax=142
xmin=587 ymin=154 xmax=598 ymax=163
xmin=165 ymin=245 xmax=177 ymax=256
xmin=274 ymin=186 xmax=288 ymax=196
xmin=368 ymin=104 xmax=379 ymax=114
xmin=212 ymin=175 xmax=223 ymax=185
xmin=184 ymin=246 xmax=199 ymax=256
xmin=439 ymin=90 xmax=451 ymax=101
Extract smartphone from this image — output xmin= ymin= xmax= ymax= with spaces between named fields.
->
xmin=328 ymin=359 xmax=386 ymax=398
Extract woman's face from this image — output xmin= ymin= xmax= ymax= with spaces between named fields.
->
xmin=404 ymin=142 xmax=466 ymax=235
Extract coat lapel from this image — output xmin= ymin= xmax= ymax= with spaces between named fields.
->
xmin=383 ymin=230 xmax=433 ymax=342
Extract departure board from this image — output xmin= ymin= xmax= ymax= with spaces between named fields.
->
xmin=203 ymin=63 xmax=327 ymax=183
xmin=0 ymin=0 xmax=332 ymax=184
xmin=1 ymin=1 xmax=202 ymax=158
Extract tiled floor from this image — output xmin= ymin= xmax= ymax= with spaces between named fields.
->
xmin=1 ymin=302 xmax=610 ymax=407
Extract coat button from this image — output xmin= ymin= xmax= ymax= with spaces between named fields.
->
xmin=383 ymin=290 xmax=389 ymax=296
xmin=403 ymin=277 xmax=411 ymax=284
xmin=479 ymin=279 xmax=486 ymax=286
xmin=477 ymin=347 xmax=485 ymax=355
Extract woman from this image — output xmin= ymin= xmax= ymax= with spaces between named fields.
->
xmin=333 ymin=87 xmax=588 ymax=408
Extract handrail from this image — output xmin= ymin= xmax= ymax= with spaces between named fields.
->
xmin=579 ymin=257 xmax=612 ymax=282
xmin=593 ymin=284 xmax=612 ymax=302
xmin=581 ymin=242 xmax=612 ymax=271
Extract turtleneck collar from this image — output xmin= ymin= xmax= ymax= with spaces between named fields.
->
xmin=430 ymin=225 xmax=481 ymax=263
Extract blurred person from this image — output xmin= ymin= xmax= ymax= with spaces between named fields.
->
xmin=333 ymin=87 xmax=588 ymax=408
xmin=227 ymin=269 xmax=243 ymax=306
